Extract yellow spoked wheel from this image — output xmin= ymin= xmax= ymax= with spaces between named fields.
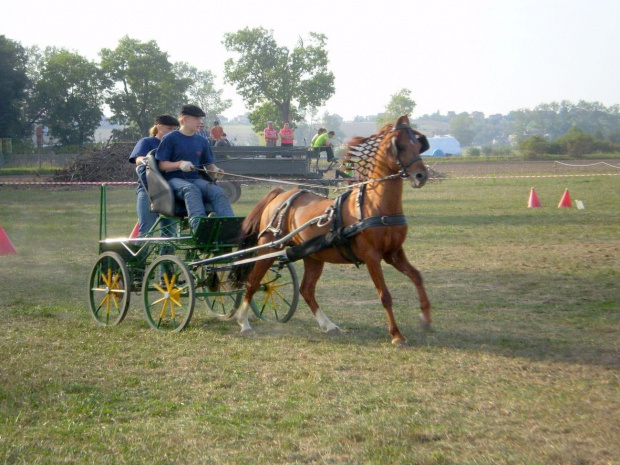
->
xmin=88 ymin=252 xmax=130 ymax=326
xmin=142 ymin=255 xmax=195 ymax=332
xmin=198 ymin=267 xmax=244 ymax=319
xmin=251 ymin=262 xmax=299 ymax=323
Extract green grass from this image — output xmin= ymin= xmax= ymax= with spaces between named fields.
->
xmin=0 ymin=174 xmax=619 ymax=464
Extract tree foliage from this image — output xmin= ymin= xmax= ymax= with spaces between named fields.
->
xmin=449 ymin=113 xmax=476 ymax=147
xmin=175 ymin=63 xmax=232 ymax=125
xmin=223 ymin=27 xmax=335 ymax=124
xmin=0 ymin=35 xmax=29 ymax=138
xmin=100 ymin=36 xmax=190 ymax=137
xmin=376 ymin=89 xmax=416 ymax=128
xmin=28 ymin=48 xmax=105 ymax=146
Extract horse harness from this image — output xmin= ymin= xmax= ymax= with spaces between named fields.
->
xmin=260 ymin=188 xmax=407 ymax=266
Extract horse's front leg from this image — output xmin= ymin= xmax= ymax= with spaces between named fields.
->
xmin=365 ymin=255 xmax=407 ymax=345
xmin=300 ymin=257 xmax=340 ymax=335
xmin=236 ymin=257 xmax=276 ymax=334
xmin=385 ymin=247 xmax=432 ymax=330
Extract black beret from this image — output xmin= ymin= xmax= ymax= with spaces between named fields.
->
xmin=154 ymin=114 xmax=180 ymax=126
xmin=180 ymin=104 xmax=206 ymax=117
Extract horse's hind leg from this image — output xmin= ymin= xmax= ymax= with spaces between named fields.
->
xmin=300 ymin=257 xmax=340 ymax=335
xmin=365 ymin=255 xmax=408 ymax=345
xmin=386 ymin=248 xmax=432 ymax=330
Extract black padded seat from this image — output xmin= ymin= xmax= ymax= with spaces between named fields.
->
xmin=144 ymin=152 xmax=188 ymax=218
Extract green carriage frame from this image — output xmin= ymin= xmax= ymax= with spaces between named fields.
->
xmin=87 ymin=183 xmax=299 ymax=332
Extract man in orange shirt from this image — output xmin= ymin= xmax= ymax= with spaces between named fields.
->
xmin=210 ymin=120 xmax=224 ymax=142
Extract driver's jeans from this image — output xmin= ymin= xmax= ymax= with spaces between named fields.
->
xmin=168 ymin=177 xmax=235 ymax=231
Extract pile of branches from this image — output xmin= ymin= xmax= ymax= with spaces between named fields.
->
xmin=51 ymin=142 xmax=138 ymax=182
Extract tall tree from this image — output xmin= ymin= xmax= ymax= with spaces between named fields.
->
xmin=174 ymin=63 xmax=232 ymax=125
xmin=28 ymin=48 xmax=106 ymax=146
xmin=223 ymin=27 xmax=335 ymax=125
xmin=449 ymin=113 xmax=475 ymax=147
xmin=0 ymin=36 xmax=29 ymax=139
xmin=376 ymin=89 xmax=417 ymax=128
xmin=100 ymin=36 xmax=190 ymax=137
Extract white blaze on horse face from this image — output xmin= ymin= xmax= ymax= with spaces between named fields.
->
xmin=314 ymin=308 xmax=339 ymax=333
xmin=236 ymin=301 xmax=253 ymax=333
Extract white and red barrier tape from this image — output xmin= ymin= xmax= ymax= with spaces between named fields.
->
xmin=0 ymin=173 xmax=619 ymax=186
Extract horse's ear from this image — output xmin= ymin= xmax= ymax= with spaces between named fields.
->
xmin=395 ymin=115 xmax=410 ymax=126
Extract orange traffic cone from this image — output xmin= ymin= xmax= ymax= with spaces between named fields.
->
xmin=0 ymin=226 xmax=18 ymax=255
xmin=528 ymin=187 xmax=542 ymax=208
xmin=130 ymin=221 xmax=140 ymax=238
xmin=558 ymin=188 xmax=572 ymax=208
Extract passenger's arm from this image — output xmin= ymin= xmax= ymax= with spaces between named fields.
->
xmin=159 ymin=160 xmax=193 ymax=172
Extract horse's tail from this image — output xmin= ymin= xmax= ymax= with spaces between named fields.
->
xmin=229 ymin=187 xmax=285 ymax=288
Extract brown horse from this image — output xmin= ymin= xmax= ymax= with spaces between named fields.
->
xmin=232 ymin=115 xmax=431 ymax=345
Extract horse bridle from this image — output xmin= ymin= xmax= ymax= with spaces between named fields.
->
xmin=392 ymin=124 xmax=429 ymax=177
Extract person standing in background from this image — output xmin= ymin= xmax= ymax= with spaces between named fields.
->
xmin=264 ymin=121 xmax=279 ymax=147
xmin=279 ymin=121 xmax=294 ymax=147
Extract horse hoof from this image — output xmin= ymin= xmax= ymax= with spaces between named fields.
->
xmin=420 ymin=321 xmax=432 ymax=332
xmin=325 ymin=327 xmax=341 ymax=336
xmin=392 ymin=339 xmax=409 ymax=348
xmin=240 ymin=328 xmax=255 ymax=337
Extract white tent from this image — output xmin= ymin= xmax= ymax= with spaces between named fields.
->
xmin=425 ymin=136 xmax=462 ymax=156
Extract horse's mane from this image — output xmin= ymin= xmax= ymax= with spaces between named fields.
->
xmin=344 ymin=123 xmax=394 ymax=180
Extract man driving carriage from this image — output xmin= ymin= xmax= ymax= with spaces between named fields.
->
xmin=155 ymin=104 xmax=234 ymax=232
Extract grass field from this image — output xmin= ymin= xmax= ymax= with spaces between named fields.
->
xmin=1 ymin=171 xmax=619 ymax=464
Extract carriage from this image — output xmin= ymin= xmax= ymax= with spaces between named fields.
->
xmin=87 ymin=153 xmax=299 ymax=332
xmin=88 ymin=116 xmax=433 ymax=345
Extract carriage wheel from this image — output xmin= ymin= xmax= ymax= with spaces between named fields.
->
xmin=88 ymin=252 xmax=130 ymax=326
xmin=251 ymin=262 xmax=299 ymax=323
xmin=197 ymin=267 xmax=244 ymax=319
xmin=219 ymin=180 xmax=241 ymax=204
xmin=142 ymin=255 xmax=195 ymax=332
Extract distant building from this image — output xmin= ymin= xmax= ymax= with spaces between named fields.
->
xmin=425 ymin=136 xmax=462 ymax=156
xmin=470 ymin=111 xmax=485 ymax=120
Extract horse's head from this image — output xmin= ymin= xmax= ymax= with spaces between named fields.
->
xmin=388 ymin=115 xmax=429 ymax=188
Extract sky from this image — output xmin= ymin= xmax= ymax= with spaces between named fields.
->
xmin=2 ymin=0 xmax=619 ymax=121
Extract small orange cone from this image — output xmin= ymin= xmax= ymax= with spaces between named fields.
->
xmin=528 ymin=187 xmax=542 ymax=208
xmin=0 ymin=226 xmax=18 ymax=255
xmin=130 ymin=222 xmax=140 ymax=238
xmin=558 ymin=188 xmax=572 ymax=208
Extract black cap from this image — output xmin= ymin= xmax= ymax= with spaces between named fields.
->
xmin=154 ymin=114 xmax=180 ymax=126
xmin=180 ymin=104 xmax=206 ymax=117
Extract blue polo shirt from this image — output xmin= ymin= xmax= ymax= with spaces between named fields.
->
xmin=129 ymin=136 xmax=160 ymax=191
xmin=155 ymin=130 xmax=214 ymax=180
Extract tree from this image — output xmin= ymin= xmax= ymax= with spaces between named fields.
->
xmin=28 ymin=48 xmax=105 ymax=146
xmin=223 ymin=27 xmax=335 ymax=124
xmin=518 ymin=135 xmax=549 ymax=160
xmin=0 ymin=36 xmax=29 ymax=139
xmin=449 ymin=113 xmax=475 ymax=147
xmin=376 ymin=89 xmax=416 ymax=128
xmin=174 ymin=63 xmax=232 ymax=125
xmin=100 ymin=36 xmax=190 ymax=137
xmin=556 ymin=126 xmax=596 ymax=156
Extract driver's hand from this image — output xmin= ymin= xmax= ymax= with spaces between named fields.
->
xmin=179 ymin=161 xmax=194 ymax=172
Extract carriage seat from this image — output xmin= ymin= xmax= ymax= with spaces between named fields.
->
xmin=144 ymin=151 xmax=188 ymax=218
